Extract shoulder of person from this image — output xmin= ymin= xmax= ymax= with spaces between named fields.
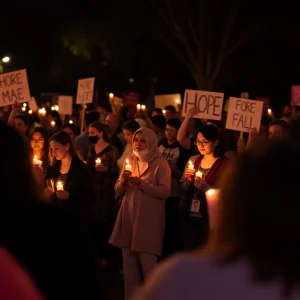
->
xmin=189 ymin=154 xmax=201 ymax=164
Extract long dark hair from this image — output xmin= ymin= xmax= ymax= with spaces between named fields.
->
xmin=0 ymin=121 xmax=45 ymax=209
xmin=49 ymin=131 xmax=79 ymax=165
xmin=89 ymin=121 xmax=110 ymax=143
xmin=209 ymin=139 xmax=300 ymax=297
xmin=28 ymin=127 xmax=49 ymax=168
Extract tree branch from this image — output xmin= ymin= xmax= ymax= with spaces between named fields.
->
xmin=159 ymin=34 xmax=195 ymax=75
xmin=188 ymin=20 xmax=201 ymax=49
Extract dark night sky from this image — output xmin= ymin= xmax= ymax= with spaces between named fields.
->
xmin=1 ymin=1 xmax=300 ymax=112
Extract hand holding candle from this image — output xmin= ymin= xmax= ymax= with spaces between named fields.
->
xmin=195 ymin=170 xmax=202 ymax=178
xmin=184 ymin=160 xmax=195 ymax=182
xmin=124 ymin=159 xmax=132 ymax=172
xmin=33 ymin=155 xmax=42 ymax=168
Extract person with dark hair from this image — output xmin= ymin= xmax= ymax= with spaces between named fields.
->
xmin=151 ymin=108 xmax=163 ymax=117
xmin=61 ymin=122 xmax=78 ymax=141
xmin=117 ymin=119 xmax=141 ymax=171
xmin=45 ymin=131 xmax=93 ymax=223
xmin=134 ymin=139 xmax=300 ymax=300
xmin=163 ymin=105 xmax=177 ymax=121
xmin=87 ymin=121 xmax=119 ymax=267
xmin=179 ymin=125 xmax=228 ymax=250
xmin=269 ymin=119 xmax=292 ymax=140
xmin=14 ymin=114 xmax=31 ymax=138
xmin=159 ymin=118 xmax=189 ymax=258
xmin=105 ymin=114 xmax=124 ymax=156
xmin=0 ymin=122 xmax=102 ymax=300
xmin=151 ymin=115 xmax=166 ymax=146
xmin=74 ymin=110 xmax=100 ymax=160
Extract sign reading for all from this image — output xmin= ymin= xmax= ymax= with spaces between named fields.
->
xmin=76 ymin=77 xmax=95 ymax=104
xmin=0 ymin=69 xmax=31 ymax=107
xmin=182 ymin=89 xmax=224 ymax=120
xmin=226 ymin=97 xmax=263 ymax=132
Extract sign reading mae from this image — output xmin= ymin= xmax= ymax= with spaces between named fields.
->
xmin=182 ymin=89 xmax=224 ymax=120
xmin=226 ymin=97 xmax=263 ymax=132
xmin=76 ymin=77 xmax=95 ymax=104
xmin=0 ymin=69 xmax=30 ymax=107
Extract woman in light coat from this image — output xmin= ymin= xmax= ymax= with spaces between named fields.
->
xmin=109 ymin=127 xmax=171 ymax=300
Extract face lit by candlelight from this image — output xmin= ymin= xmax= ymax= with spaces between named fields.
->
xmin=14 ymin=118 xmax=28 ymax=136
xmin=195 ymin=132 xmax=218 ymax=156
xmin=30 ymin=132 xmax=44 ymax=151
xmin=50 ymin=140 xmax=70 ymax=161
xmin=133 ymin=132 xmax=148 ymax=152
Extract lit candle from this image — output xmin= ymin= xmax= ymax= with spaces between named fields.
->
xmin=268 ymin=109 xmax=272 ymax=115
xmin=32 ymin=155 xmax=42 ymax=168
xmin=141 ymin=105 xmax=146 ymax=110
xmin=205 ymin=189 xmax=220 ymax=230
xmin=54 ymin=105 xmax=59 ymax=111
xmin=124 ymin=159 xmax=132 ymax=172
xmin=56 ymin=181 xmax=64 ymax=191
xmin=22 ymin=106 xmax=26 ymax=112
xmin=28 ymin=110 xmax=33 ymax=114
xmin=39 ymin=108 xmax=46 ymax=116
xmin=95 ymin=158 xmax=101 ymax=166
xmin=195 ymin=171 xmax=202 ymax=178
xmin=162 ymin=109 xmax=166 ymax=114
xmin=109 ymin=93 xmax=114 ymax=99
xmin=50 ymin=121 xmax=56 ymax=127
xmin=51 ymin=106 xmax=55 ymax=111
xmin=69 ymin=120 xmax=73 ymax=124
xmin=137 ymin=104 xmax=141 ymax=110
xmin=187 ymin=160 xmax=194 ymax=170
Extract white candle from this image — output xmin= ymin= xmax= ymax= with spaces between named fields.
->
xmin=136 ymin=104 xmax=141 ymax=110
xmin=109 ymin=93 xmax=114 ymax=99
xmin=141 ymin=105 xmax=146 ymax=110
xmin=56 ymin=181 xmax=64 ymax=191
xmin=95 ymin=158 xmax=101 ymax=166
xmin=188 ymin=161 xmax=194 ymax=170
xmin=195 ymin=171 xmax=202 ymax=178
xmin=50 ymin=121 xmax=56 ymax=127
xmin=205 ymin=189 xmax=220 ymax=230
xmin=268 ymin=109 xmax=272 ymax=115
xmin=33 ymin=155 xmax=42 ymax=168
xmin=39 ymin=108 xmax=46 ymax=116
xmin=124 ymin=159 xmax=132 ymax=172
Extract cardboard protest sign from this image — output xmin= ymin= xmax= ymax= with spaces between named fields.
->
xmin=182 ymin=89 xmax=224 ymax=120
xmin=123 ymin=92 xmax=140 ymax=106
xmin=225 ymin=97 xmax=263 ymax=132
xmin=28 ymin=97 xmax=38 ymax=111
xmin=58 ymin=96 xmax=73 ymax=115
xmin=0 ymin=69 xmax=31 ymax=107
xmin=154 ymin=94 xmax=181 ymax=111
xmin=76 ymin=77 xmax=95 ymax=104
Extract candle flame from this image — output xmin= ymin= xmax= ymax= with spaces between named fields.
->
xmin=126 ymin=159 xmax=129 ymax=164
xmin=34 ymin=155 xmax=37 ymax=160
xmin=206 ymin=189 xmax=215 ymax=196
xmin=57 ymin=181 xmax=62 ymax=185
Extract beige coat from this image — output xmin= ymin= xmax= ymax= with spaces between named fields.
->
xmin=109 ymin=127 xmax=171 ymax=256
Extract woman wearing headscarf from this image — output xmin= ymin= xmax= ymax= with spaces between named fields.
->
xmin=109 ymin=127 xmax=171 ymax=300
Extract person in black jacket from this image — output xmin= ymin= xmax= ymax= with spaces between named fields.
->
xmin=45 ymin=131 xmax=94 ymax=223
xmin=0 ymin=121 xmax=102 ymax=300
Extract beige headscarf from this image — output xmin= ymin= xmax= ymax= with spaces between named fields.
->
xmin=132 ymin=127 xmax=161 ymax=162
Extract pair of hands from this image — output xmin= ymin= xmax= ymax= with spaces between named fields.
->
xmin=184 ymin=168 xmax=206 ymax=190
xmin=121 ymin=170 xmax=142 ymax=187
xmin=45 ymin=187 xmax=69 ymax=200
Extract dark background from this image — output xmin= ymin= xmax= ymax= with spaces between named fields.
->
xmin=1 ymin=0 xmax=300 ymax=113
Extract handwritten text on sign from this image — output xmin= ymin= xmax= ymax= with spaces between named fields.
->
xmin=0 ymin=69 xmax=30 ymax=107
xmin=225 ymin=97 xmax=263 ymax=132
xmin=76 ymin=77 xmax=95 ymax=104
xmin=182 ymin=89 xmax=224 ymax=120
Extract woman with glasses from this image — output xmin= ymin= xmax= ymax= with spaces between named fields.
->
xmin=179 ymin=124 xmax=228 ymax=250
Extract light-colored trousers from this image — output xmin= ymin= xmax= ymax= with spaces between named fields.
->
xmin=122 ymin=248 xmax=157 ymax=300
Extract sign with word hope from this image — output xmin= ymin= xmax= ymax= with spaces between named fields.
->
xmin=0 ymin=69 xmax=31 ymax=107
xmin=58 ymin=96 xmax=73 ymax=115
xmin=182 ymin=89 xmax=224 ymax=120
xmin=76 ymin=77 xmax=95 ymax=104
xmin=226 ymin=97 xmax=263 ymax=132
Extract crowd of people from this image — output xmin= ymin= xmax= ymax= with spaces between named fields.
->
xmin=0 ymin=99 xmax=300 ymax=300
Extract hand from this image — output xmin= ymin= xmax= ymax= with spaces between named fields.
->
xmin=128 ymin=177 xmax=142 ymax=187
xmin=56 ymin=190 xmax=69 ymax=200
xmin=12 ymin=101 xmax=22 ymax=114
xmin=184 ymin=168 xmax=195 ymax=182
xmin=186 ymin=106 xmax=200 ymax=119
xmin=121 ymin=170 xmax=132 ymax=184
xmin=237 ymin=138 xmax=246 ymax=153
xmin=45 ymin=187 xmax=54 ymax=197
xmin=95 ymin=164 xmax=108 ymax=172
xmin=194 ymin=176 xmax=207 ymax=190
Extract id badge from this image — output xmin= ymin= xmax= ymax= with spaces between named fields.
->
xmin=189 ymin=198 xmax=202 ymax=218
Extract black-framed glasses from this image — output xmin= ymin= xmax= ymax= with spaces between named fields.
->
xmin=194 ymin=140 xmax=211 ymax=147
